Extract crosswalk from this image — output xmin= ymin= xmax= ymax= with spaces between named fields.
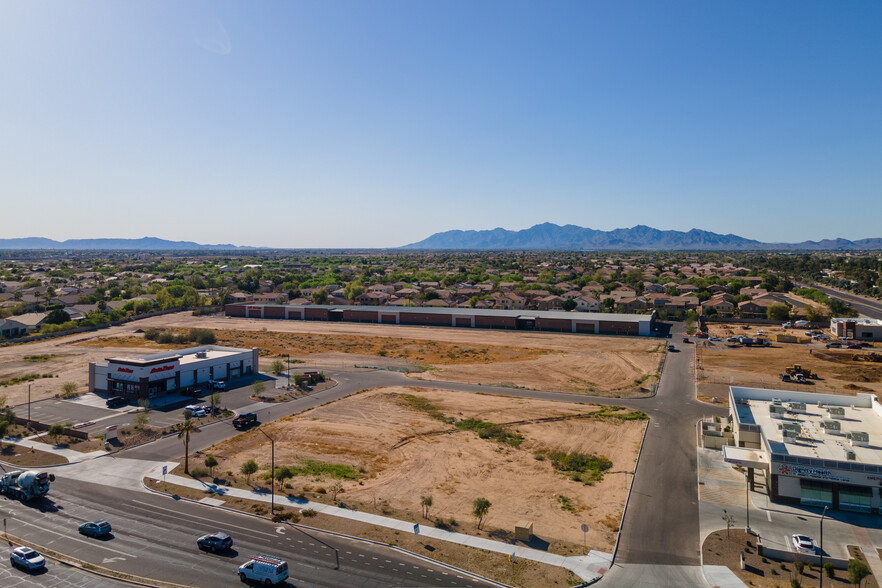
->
xmin=700 ymin=466 xmax=748 ymax=507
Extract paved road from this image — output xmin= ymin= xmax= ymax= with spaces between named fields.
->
xmin=3 ymin=477 xmax=497 ymax=588
xmin=614 ymin=326 xmax=726 ymax=566
xmin=805 ymin=283 xmax=882 ymax=320
xmin=0 ymin=550 xmax=122 ymax=587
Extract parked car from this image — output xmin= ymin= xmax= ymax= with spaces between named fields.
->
xmin=826 ymin=342 xmax=842 ymax=349
xmin=709 ymin=337 xmax=722 ymax=341
xmin=848 ymin=344 xmax=862 ymax=349
xmin=197 ymin=531 xmax=233 ymax=553
xmin=727 ymin=337 xmax=740 ymax=343
xmin=208 ymin=379 xmax=226 ymax=390
xmin=780 ymin=373 xmax=791 ymax=382
xmin=79 ymin=520 xmax=112 ymax=538
xmin=782 ymin=321 xmax=792 ymax=328
xmin=792 ymin=534 xmax=816 ymax=554
xmin=668 ymin=345 xmax=677 ymax=351
xmin=233 ymin=412 xmax=257 ymax=429
xmin=10 ymin=546 xmax=45 ymax=571
xmin=106 ymin=396 xmax=127 ymax=409
xmin=682 ymin=337 xmax=690 ymax=343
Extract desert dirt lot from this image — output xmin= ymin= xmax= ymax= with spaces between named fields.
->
xmin=697 ymin=340 xmax=882 ymax=402
xmin=201 ymin=386 xmax=645 ymax=553
xmin=93 ymin=313 xmax=664 ymax=396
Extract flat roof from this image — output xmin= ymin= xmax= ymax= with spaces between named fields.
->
xmin=107 ymin=345 xmax=251 ymax=366
xmin=731 ymin=386 xmax=882 ymax=465
xmin=831 ymin=317 xmax=882 ymax=326
xmin=236 ymin=304 xmax=654 ymax=324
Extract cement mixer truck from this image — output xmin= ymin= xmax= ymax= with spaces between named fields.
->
xmin=0 ymin=470 xmax=53 ymax=501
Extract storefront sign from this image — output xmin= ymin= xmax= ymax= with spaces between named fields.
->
xmin=777 ymin=464 xmax=850 ymax=482
xmin=150 ymin=365 xmax=175 ymax=374
xmin=116 ymin=367 xmax=133 ymax=373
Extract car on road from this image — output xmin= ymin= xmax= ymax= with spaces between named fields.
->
xmin=106 ymin=396 xmax=127 ymax=408
xmin=848 ymin=343 xmax=863 ymax=349
xmin=826 ymin=342 xmax=842 ymax=349
xmin=792 ymin=534 xmax=816 ymax=554
xmin=668 ymin=345 xmax=676 ymax=351
xmin=682 ymin=337 xmax=690 ymax=343
xmin=233 ymin=412 xmax=258 ymax=429
xmin=10 ymin=546 xmax=45 ymax=571
xmin=79 ymin=520 xmax=112 ymax=538
xmin=239 ymin=554 xmax=288 ymax=585
xmin=197 ymin=531 xmax=233 ymax=553
xmin=709 ymin=336 xmax=722 ymax=341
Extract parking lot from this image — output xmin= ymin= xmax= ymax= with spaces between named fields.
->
xmin=10 ymin=374 xmax=276 ymax=438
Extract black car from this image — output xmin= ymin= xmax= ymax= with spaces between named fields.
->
xmin=197 ymin=531 xmax=233 ymax=553
xmin=826 ymin=342 xmax=842 ymax=349
xmin=106 ymin=396 xmax=127 ymax=408
xmin=232 ymin=412 xmax=257 ymax=429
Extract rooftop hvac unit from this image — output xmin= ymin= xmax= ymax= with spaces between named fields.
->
xmin=818 ymin=401 xmax=824 ymax=407
xmin=846 ymin=450 xmax=857 ymax=461
xmin=195 ymin=351 xmax=207 ymax=358
xmin=847 ymin=431 xmax=870 ymax=447
xmin=772 ymin=398 xmax=783 ymax=405
xmin=789 ymin=402 xmax=807 ymax=414
xmin=821 ymin=420 xmax=842 ymax=435
xmin=770 ymin=404 xmax=788 ymax=419
xmin=827 ymin=407 xmax=846 ymax=419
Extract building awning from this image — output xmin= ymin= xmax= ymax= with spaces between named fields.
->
xmin=722 ymin=445 xmax=767 ymax=469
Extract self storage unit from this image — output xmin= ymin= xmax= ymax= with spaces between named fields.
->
xmin=225 ymin=304 xmax=656 ymax=336
xmin=724 ymin=386 xmax=882 ymax=513
xmin=89 ymin=345 xmax=258 ymax=400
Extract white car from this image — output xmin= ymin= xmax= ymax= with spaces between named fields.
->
xmin=10 ymin=546 xmax=46 ymax=570
xmin=792 ymin=534 xmax=816 ymax=554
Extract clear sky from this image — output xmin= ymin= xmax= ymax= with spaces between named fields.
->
xmin=1 ymin=1 xmax=880 ymax=248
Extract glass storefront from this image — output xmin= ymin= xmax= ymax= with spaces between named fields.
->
xmin=840 ymin=485 xmax=873 ymax=513
xmin=800 ymin=480 xmax=833 ymax=508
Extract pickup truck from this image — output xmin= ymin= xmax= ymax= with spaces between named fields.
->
xmin=232 ymin=413 xmax=257 ymax=429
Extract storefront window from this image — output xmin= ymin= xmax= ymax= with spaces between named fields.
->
xmin=840 ymin=485 xmax=873 ymax=513
xmin=800 ymin=480 xmax=833 ymax=508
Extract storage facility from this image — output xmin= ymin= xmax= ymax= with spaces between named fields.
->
xmin=724 ymin=386 xmax=882 ymax=513
xmin=89 ymin=345 xmax=258 ymax=400
xmin=224 ymin=304 xmax=656 ymax=336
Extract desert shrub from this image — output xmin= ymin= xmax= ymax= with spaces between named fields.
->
xmin=301 ymin=509 xmax=317 ymax=517
xmin=536 ymin=449 xmax=613 ymax=484
xmin=455 ymin=418 xmax=524 ymax=447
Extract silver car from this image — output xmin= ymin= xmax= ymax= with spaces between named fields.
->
xmin=10 ymin=546 xmax=45 ymax=570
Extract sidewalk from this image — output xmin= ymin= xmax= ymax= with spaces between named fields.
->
xmin=2 ymin=435 xmax=107 ymax=464
xmin=145 ymin=469 xmax=612 ymax=583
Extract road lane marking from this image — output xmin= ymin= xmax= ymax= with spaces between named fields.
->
xmin=129 ymin=501 xmax=279 ymax=539
xmin=14 ymin=518 xmax=136 ymax=557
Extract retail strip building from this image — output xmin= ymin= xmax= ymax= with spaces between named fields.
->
xmin=89 ymin=345 xmax=257 ymax=400
xmin=724 ymin=386 xmax=882 ymax=513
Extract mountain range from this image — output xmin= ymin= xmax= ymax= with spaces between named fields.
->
xmin=0 ymin=237 xmax=252 ymax=250
xmin=401 ymin=223 xmax=882 ymax=251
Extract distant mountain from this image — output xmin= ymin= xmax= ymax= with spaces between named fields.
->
xmin=0 ymin=237 xmax=253 ymax=250
xmin=402 ymin=223 xmax=882 ymax=251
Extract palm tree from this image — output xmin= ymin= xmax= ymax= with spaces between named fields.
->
xmin=178 ymin=418 xmax=199 ymax=475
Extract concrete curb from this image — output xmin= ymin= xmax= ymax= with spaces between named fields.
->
xmin=611 ymin=416 xmax=650 ymax=563
xmin=2 ymin=530 xmax=187 ymax=588
xmin=140 ymin=478 xmax=507 ymax=587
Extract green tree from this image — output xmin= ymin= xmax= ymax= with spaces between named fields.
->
xmin=804 ymin=304 xmax=830 ymax=323
xmin=45 ymin=308 xmax=69 ymax=325
xmin=133 ymin=410 xmax=149 ymax=428
xmin=270 ymin=360 xmax=285 ymax=376
xmin=343 ymin=281 xmax=364 ymax=300
xmin=421 ymin=495 xmax=433 ymax=519
xmin=311 ymin=289 xmax=329 ymax=305
xmin=561 ymin=299 xmax=577 ymax=311
xmin=472 ymin=497 xmax=491 ymax=529
xmin=209 ymin=392 xmax=221 ymax=412
xmin=47 ymin=423 xmax=66 ymax=446
xmin=204 ymin=455 xmax=218 ymax=477
xmin=848 ymin=558 xmax=870 ymax=586
xmin=178 ymin=418 xmax=199 ymax=475
xmin=241 ymin=459 xmax=259 ymax=484
xmin=252 ymin=380 xmax=266 ymax=397
xmin=766 ymin=303 xmax=791 ymax=321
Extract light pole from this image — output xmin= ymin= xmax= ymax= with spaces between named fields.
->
xmin=745 ymin=470 xmax=751 ymax=535
xmin=820 ymin=505 xmax=828 ymax=588
xmin=257 ymin=428 xmax=275 ymax=516
xmin=27 ymin=384 xmax=31 ymax=430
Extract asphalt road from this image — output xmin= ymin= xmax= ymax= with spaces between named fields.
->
xmin=614 ymin=326 xmax=726 ymax=566
xmin=0 ymin=549 xmax=123 ymax=587
xmin=2 ymin=477 xmax=498 ymax=588
xmin=804 ymin=283 xmax=882 ymax=320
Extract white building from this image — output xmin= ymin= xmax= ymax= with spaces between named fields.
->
xmin=830 ymin=317 xmax=882 ymax=342
xmin=725 ymin=386 xmax=882 ymax=513
xmin=89 ymin=345 xmax=257 ymax=400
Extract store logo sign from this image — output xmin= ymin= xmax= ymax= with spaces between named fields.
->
xmin=779 ymin=464 xmax=849 ymax=482
xmin=778 ymin=464 xmax=791 ymax=476
xmin=117 ymin=367 xmax=133 ymax=373
xmin=150 ymin=365 xmax=175 ymax=374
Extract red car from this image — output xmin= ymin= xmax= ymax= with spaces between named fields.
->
xmin=683 ymin=337 xmax=690 ymax=343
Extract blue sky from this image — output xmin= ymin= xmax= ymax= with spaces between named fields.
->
xmin=1 ymin=1 xmax=880 ymax=248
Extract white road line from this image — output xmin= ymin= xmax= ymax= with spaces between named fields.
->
xmin=767 ymin=510 xmax=772 ymax=522
xmin=14 ymin=518 xmax=136 ymax=557
xmin=130 ymin=500 xmax=278 ymax=539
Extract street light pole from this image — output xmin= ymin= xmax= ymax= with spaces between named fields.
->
xmin=820 ymin=505 xmax=828 ymax=588
xmin=257 ymin=428 xmax=275 ymax=516
xmin=745 ymin=470 xmax=751 ymax=535
xmin=27 ymin=384 xmax=31 ymax=430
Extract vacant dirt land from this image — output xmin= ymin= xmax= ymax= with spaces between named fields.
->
xmin=697 ymin=341 xmax=882 ymax=402
xmin=202 ymin=386 xmax=645 ymax=552
xmin=101 ymin=313 xmax=663 ymax=396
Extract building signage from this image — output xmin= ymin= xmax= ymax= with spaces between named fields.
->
xmin=777 ymin=464 xmax=850 ymax=482
xmin=116 ymin=367 xmax=133 ymax=373
xmin=150 ymin=365 xmax=175 ymax=374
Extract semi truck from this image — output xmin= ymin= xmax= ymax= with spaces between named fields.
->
xmin=0 ymin=470 xmax=54 ymax=501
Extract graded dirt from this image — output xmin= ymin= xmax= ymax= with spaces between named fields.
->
xmin=201 ymin=386 xmax=645 ymax=553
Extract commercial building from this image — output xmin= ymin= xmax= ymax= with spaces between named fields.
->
xmin=89 ymin=345 xmax=258 ymax=400
xmin=224 ymin=304 xmax=656 ymax=336
xmin=830 ymin=317 xmax=882 ymax=342
xmin=724 ymin=386 xmax=882 ymax=513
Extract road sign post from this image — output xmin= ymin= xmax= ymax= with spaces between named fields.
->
xmin=581 ymin=523 xmax=589 ymax=555
xmin=162 ymin=465 xmax=167 ymax=483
